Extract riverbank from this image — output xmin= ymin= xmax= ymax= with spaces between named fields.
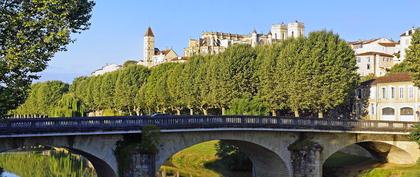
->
xmin=160 ymin=140 xmax=252 ymax=177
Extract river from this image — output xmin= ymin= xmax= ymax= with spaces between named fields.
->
xmin=1 ymin=172 xmax=18 ymax=177
xmin=0 ymin=150 xmax=96 ymax=177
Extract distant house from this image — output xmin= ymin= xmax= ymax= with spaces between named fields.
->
xmin=355 ymin=72 xmax=420 ymax=121
xmin=349 ymin=27 xmax=417 ymax=77
xmin=349 ymin=38 xmax=398 ymax=77
xmin=91 ymin=64 xmax=121 ymax=76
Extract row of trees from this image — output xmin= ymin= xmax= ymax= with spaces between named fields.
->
xmin=11 ymin=31 xmax=359 ymax=118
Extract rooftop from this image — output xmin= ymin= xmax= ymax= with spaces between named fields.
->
xmin=372 ymin=72 xmax=412 ymax=85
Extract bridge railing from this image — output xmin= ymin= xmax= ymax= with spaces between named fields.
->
xmin=0 ymin=116 xmax=416 ymax=135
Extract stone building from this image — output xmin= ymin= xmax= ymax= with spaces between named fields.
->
xmin=354 ymin=72 xmax=420 ymax=121
xmin=349 ymin=27 xmax=417 ymax=77
xmin=349 ymin=38 xmax=398 ymax=77
xmin=138 ymin=27 xmax=183 ymax=67
xmin=184 ymin=21 xmax=305 ymax=57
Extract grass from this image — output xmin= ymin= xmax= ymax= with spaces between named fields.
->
xmin=359 ymin=163 xmax=420 ymax=177
xmin=160 ymin=140 xmax=222 ymax=177
xmin=324 ymin=152 xmax=420 ymax=177
xmin=160 ymin=140 xmax=252 ymax=177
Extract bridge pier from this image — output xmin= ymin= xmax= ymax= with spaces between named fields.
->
xmin=289 ymin=139 xmax=323 ymax=177
xmin=124 ymin=152 xmax=156 ymax=177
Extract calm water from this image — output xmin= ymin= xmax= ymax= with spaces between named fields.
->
xmin=0 ymin=172 xmax=19 ymax=177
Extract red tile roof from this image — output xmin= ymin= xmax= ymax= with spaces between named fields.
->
xmin=372 ymin=72 xmax=412 ymax=85
xmin=357 ymin=51 xmax=394 ymax=57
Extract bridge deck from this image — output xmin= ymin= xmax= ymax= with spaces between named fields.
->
xmin=0 ymin=116 xmax=416 ymax=137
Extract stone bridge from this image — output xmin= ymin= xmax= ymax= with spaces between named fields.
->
xmin=0 ymin=116 xmax=418 ymax=177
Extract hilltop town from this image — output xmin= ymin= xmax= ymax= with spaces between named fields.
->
xmin=92 ymin=22 xmax=416 ymax=79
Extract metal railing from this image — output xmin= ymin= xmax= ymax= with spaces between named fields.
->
xmin=0 ymin=116 xmax=417 ymax=135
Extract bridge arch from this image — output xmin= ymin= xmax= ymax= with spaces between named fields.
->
xmin=320 ymin=136 xmax=420 ymax=165
xmin=0 ymin=136 xmax=121 ymax=177
xmin=157 ymin=131 xmax=297 ymax=177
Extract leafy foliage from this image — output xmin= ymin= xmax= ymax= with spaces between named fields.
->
xmin=409 ymin=123 xmax=420 ymax=145
xmin=11 ymin=81 xmax=69 ymax=117
xmin=215 ymin=141 xmax=252 ymax=171
xmin=0 ymin=0 xmax=95 ymax=116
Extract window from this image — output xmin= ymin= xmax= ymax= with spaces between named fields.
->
xmin=391 ymin=87 xmax=395 ymax=99
xmin=409 ymin=87 xmax=414 ymax=98
xmin=367 ymin=57 xmax=370 ymax=63
xmin=382 ymin=87 xmax=386 ymax=99
xmin=400 ymin=107 xmax=413 ymax=115
xmin=357 ymin=57 xmax=361 ymax=63
xmin=399 ymin=87 xmax=404 ymax=99
xmin=371 ymin=104 xmax=375 ymax=115
xmin=367 ymin=64 xmax=370 ymax=70
xmin=382 ymin=107 xmax=395 ymax=115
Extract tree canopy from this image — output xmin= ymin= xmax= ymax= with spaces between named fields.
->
xmin=0 ymin=0 xmax=95 ymax=116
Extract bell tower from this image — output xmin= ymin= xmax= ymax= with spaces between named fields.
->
xmin=144 ymin=27 xmax=155 ymax=66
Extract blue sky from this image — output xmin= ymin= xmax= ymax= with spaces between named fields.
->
xmin=38 ymin=0 xmax=420 ymax=83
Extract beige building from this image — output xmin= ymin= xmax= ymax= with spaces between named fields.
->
xmin=355 ymin=72 xmax=420 ymax=122
xmin=349 ymin=27 xmax=417 ymax=77
xmin=184 ymin=21 xmax=304 ymax=57
xmin=139 ymin=27 xmax=183 ymax=67
xmin=349 ymin=38 xmax=398 ymax=77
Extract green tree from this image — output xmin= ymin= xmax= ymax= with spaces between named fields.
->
xmin=226 ymin=97 xmax=268 ymax=116
xmin=100 ymin=72 xmax=119 ymax=111
xmin=167 ymin=63 xmax=186 ymax=115
xmin=144 ymin=63 xmax=176 ymax=113
xmin=392 ymin=29 xmax=420 ymax=87
xmin=12 ymin=81 xmax=69 ymax=117
xmin=0 ymin=0 xmax=95 ymax=116
xmin=123 ymin=60 xmax=138 ymax=67
xmin=53 ymin=93 xmax=85 ymax=117
xmin=303 ymin=31 xmax=359 ymax=118
xmin=212 ymin=45 xmax=257 ymax=115
xmin=115 ymin=65 xmax=150 ymax=115
xmin=255 ymin=44 xmax=282 ymax=116
xmin=180 ymin=56 xmax=203 ymax=115
xmin=409 ymin=124 xmax=420 ymax=145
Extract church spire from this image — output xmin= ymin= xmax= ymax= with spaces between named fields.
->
xmin=144 ymin=26 xmax=154 ymax=37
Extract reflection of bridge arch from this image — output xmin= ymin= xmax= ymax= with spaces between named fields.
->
xmin=0 ymin=135 xmax=121 ymax=177
xmin=157 ymin=131 xmax=296 ymax=177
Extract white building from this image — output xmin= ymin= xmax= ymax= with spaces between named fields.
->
xmin=396 ymin=28 xmax=417 ymax=63
xmin=349 ymin=27 xmax=417 ymax=77
xmin=91 ymin=64 xmax=122 ymax=76
xmin=350 ymin=38 xmax=398 ymax=77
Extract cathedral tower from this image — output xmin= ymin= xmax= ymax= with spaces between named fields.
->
xmin=287 ymin=21 xmax=304 ymax=38
xmin=251 ymin=29 xmax=258 ymax=47
xmin=144 ymin=27 xmax=155 ymax=66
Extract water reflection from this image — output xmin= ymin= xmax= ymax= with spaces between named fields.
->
xmin=1 ymin=170 xmax=19 ymax=177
